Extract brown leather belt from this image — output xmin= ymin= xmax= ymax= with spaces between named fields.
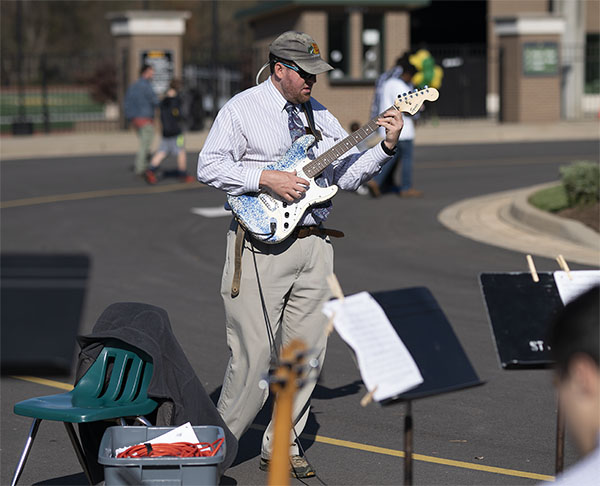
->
xmin=230 ymin=223 xmax=344 ymax=298
xmin=294 ymin=226 xmax=345 ymax=239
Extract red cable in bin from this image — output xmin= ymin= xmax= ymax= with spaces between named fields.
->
xmin=117 ymin=437 xmax=224 ymax=458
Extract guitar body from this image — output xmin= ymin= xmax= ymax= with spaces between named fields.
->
xmin=227 ymin=134 xmax=338 ymax=244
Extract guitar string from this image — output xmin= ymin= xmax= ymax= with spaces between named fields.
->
xmin=304 ymin=101 xmax=403 ymax=178
xmin=304 ymin=87 xmax=432 ymax=178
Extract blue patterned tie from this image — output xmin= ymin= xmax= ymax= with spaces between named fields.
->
xmin=284 ymin=102 xmax=331 ymax=223
xmin=285 ymin=102 xmax=305 ymax=143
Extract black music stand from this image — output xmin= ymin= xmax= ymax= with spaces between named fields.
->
xmin=370 ymin=287 xmax=484 ymax=485
xmin=479 ymin=272 xmax=565 ymax=473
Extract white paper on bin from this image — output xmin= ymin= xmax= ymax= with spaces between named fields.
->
xmin=114 ymin=422 xmax=200 ymax=457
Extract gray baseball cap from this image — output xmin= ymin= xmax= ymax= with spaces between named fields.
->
xmin=269 ymin=31 xmax=333 ymax=75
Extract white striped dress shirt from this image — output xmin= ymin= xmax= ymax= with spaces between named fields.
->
xmin=197 ymin=77 xmax=391 ymax=225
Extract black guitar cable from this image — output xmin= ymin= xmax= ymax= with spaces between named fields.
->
xmin=249 ymin=238 xmax=327 ymax=485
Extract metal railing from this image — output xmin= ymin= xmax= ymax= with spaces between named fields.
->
xmin=1 ymin=43 xmax=597 ymax=136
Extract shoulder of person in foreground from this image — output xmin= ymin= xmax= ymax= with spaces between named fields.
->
xmin=550 ymin=445 xmax=600 ymax=486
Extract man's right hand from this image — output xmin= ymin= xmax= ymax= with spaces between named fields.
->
xmin=259 ymin=170 xmax=310 ymax=202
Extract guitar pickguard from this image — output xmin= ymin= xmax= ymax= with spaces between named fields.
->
xmin=227 ymin=135 xmax=338 ymax=244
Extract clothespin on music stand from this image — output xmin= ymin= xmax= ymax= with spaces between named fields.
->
xmin=360 ymin=385 xmax=378 ymax=407
xmin=556 ymin=254 xmax=573 ymax=280
xmin=526 ymin=254 xmax=539 ymax=282
xmin=325 ymin=274 xmax=344 ymax=336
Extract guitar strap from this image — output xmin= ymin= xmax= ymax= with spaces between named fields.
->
xmin=301 ymin=102 xmax=322 ymax=143
xmin=230 ymin=223 xmax=245 ymax=297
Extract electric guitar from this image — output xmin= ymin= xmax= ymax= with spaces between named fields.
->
xmin=228 ymin=87 xmax=439 ymax=244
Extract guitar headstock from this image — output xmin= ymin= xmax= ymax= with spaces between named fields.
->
xmin=268 ymin=339 xmax=310 ymax=395
xmin=394 ymin=86 xmax=439 ymax=115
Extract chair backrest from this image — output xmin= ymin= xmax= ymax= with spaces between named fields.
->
xmin=72 ymin=346 xmax=153 ymax=408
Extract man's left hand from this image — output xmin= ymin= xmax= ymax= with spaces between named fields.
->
xmin=376 ymin=110 xmax=404 ymax=152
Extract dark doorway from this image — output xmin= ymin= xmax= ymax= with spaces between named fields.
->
xmin=410 ymin=1 xmax=487 ymax=118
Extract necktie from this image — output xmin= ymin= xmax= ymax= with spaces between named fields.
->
xmin=284 ymin=102 xmax=331 ymax=222
xmin=285 ymin=102 xmax=305 ymax=143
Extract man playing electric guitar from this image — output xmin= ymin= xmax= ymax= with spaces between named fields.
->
xmin=196 ymin=31 xmax=403 ymax=479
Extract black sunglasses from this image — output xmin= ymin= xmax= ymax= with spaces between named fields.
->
xmin=278 ymin=61 xmax=316 ymax=81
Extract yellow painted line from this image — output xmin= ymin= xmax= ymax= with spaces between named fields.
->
xmin=13 ymin=377 xmax=554 ymax=482
xmin=12 ymin=375 xmax=74 ymax=391
xmin=0 ymin=182 xmax=202 ymax=209
xmin=309 ymin=434 xmax=554 ymax=482
xmin=251 ymin=424 xmax=554 ymax=481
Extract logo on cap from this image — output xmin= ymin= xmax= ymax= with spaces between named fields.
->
xmin=309 ymin=43 xmax=320 ymax=55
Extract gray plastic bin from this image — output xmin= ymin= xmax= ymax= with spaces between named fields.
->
xmin=98 ymin=426 xmax=225 ymax=486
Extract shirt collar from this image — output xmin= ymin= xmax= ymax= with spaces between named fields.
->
xmin=266 ymin=77 xmax=294 ymax=112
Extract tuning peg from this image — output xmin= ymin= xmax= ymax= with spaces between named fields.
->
xmin=424 ymin=85 xmax=428 ymax=89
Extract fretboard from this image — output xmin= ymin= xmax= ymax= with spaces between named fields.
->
xmin=304 ymin=105 xmax=395 ymax=179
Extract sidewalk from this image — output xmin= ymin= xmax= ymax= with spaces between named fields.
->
xmin=1 ymin=119 xmax=598 ymax=160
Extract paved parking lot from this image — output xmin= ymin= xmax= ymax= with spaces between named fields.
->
xmin=1 ymin=133 xmax=598 ymax=485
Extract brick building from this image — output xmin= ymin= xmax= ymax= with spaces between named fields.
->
xmin=238 ymin=0 xmax=599 ymax=127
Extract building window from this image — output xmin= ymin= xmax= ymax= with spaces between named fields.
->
xmin=328 ymin=11 xmax=384 ymax=80
xmin=585 ymin=33 xmax=599 ymax=94
xmin=328 ymin=12 xmax=349 ymax=79
xmin=362 ymin=13 xmax=383 ymax=79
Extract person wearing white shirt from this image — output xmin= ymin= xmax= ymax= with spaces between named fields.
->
xmin=547 ymin=286 xmax=599 ymax=485
xmin=367 ymin=54 xmax=422 ymax=198
xmin=197 ymin=31 xmax=403 ymax=479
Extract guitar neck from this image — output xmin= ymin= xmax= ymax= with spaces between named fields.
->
xmin=303 ymin=106 xmax=395 ymax=179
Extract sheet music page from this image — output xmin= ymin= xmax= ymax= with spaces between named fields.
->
xmin=323 ymin=291 xmax=423 ymax=402
xmin=554 ymin=270 xmax=600 ymax=304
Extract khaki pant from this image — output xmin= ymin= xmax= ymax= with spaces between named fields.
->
xmin=135 ymin=124 xmax=154 ymax=175
xmin=217 ymin=221 xmax=333 ymax=459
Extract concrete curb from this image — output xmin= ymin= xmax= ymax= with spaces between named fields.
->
xmin=438 ymin=185 xmax=599 ymax=266
xmin=510 ymin=182 xmax=600 ymax=249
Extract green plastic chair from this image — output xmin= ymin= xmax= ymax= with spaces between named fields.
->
xmin=11 ymin=346 xmax=158 ymax=486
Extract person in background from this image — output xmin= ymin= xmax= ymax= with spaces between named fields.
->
xmin=124 ymin=64 xmax=159 ymax=177
xmin=145 ymin=79 xmax=194 ymax=184
xmin=367 ymin=53 xmax=422 ymax=198
xmin=548 ymin=285 xmax=599 ymax=485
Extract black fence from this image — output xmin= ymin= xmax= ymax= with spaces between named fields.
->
xmin=426 ymin=45 xmax=488 ymax=119
xmin=1 ymin=43 xmax=597 ymax=135
xmin=0 ymin=51 xmax=252 ymax=135
xmin=1 ymin=53 xmax=120 ymax=134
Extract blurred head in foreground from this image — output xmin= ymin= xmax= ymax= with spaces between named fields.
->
xmin=551 ymin=285 xmax=599 ymax=456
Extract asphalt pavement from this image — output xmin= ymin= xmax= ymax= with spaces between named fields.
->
xmin=0 ymin=118 xmax=599 ymax=486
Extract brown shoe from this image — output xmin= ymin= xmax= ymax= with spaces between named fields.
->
xmin=366 ymin=180 xmax=381 ymax=198
xmin=259 ymin=455 xmax=316 ymax=478
xmin=400 ymin=188 xmax=423 ymax=198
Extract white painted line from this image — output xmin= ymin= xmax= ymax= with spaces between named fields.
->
xmin=190 ymin=206 xmax=231 ymax=218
